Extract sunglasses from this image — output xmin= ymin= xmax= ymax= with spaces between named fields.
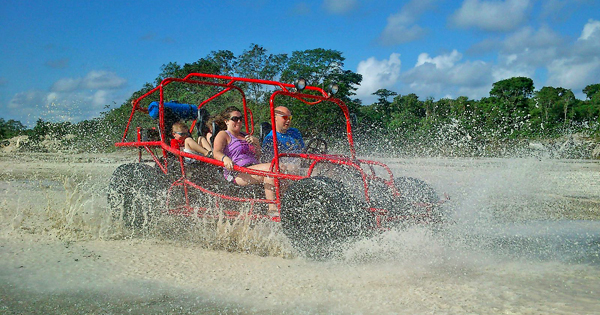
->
xmin=229 ymin=116 xmax=244 ymax=122
xmin=174 ymin=131 xmax=189 ymax=136
xmin=276 ymin=114 xmax=292 ymax=121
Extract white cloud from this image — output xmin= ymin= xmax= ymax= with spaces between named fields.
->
xmin=356 ymin=16 xmax=599 ymax=104
xmin=322 ymin=0 xmax=357 ymax=14
xmin=502 ymin=26 xmax=563 ymax=55
xmin=491 ymin=26 xmax=563 ymax=74
xmin=377 ymin=0 xmax=437 ymax=45
xmin=491 ymin=66 xmax=535 ymax=83
xmin=546 ymin=58 xmax=600 ymax=91
xmin=51 ymin=70 xmax=126 ymax=93
xmin=91 ymin=90 xmax=110 ymax=108
xmin=450 ymin=0 xmax=532 ymax=32
xmin=415 ymin=50 xmax=462 ymax=69
xmin=6 ymin=71 xmax=129 ymax=126
xmin=491 ymin=20 xmax=600 ymax=94
xmin=579 ymin=19 xmax=600 ymax=40
xmin=51 ymin=78 xmax=80 ymax=92
xmin=379 ymin=24 xmax=427 ymax=46
xmin=573 ymin=19 xmax=600 ymax=59
xmin=355 ymin=53 xmax=402 ymax=101
xmin=82 ymin=70 xmax=127 ymax=90
xmin=7 ymin=90 xmax=47 ymax=110
xmin=403 ymin=51 xmax=494 ymax=99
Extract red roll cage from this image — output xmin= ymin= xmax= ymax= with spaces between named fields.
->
xmin=115 ymin=73 xmax=418 ymax=223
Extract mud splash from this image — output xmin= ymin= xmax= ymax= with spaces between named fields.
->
xmin=1 ymin=153 xmax=600 ymax=314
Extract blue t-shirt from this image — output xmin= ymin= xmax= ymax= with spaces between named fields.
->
xmin=262 ymin=128 xmax=305 ymax=161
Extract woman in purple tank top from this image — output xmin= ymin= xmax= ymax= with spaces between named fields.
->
xmin=213 ymin=106 xmax=278 ymax=216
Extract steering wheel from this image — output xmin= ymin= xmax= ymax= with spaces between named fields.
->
xmin=303 ymin=137 xmax=328 ymax=155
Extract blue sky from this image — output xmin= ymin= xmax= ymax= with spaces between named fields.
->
xmin=1 ymin=0 xmax=599 ymax=127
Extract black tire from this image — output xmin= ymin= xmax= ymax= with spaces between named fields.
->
xmin=367 ymin=178 xmax=397 ymax=210
xmin=394 ymin=177 xmax=439 ymax=203
xmin=155 ymin=156 xmax=182 ymax=182
xmin=390 ymin=177 xmax=445 ymax=222
xmin=280 ymin=176 xmax=373 ymax=260
xmin=107 ymin=163 xmax=168 ymax=229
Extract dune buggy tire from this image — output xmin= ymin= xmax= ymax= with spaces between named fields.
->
xmin=389 ymin=177 xmax=446 ymax=222
xmin=107 ymin=163 xmax=168 ymax=229
xmin=394 ymin=177 xmax=438 ymax=203
xmin=366 ymin=179 xmax=397 ymax=210
xmin=280 ymin=176 xmax=373 ymax=260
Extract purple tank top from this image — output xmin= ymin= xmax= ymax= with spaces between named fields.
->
xmin=223 ymin=130 xmax=259 ymax=181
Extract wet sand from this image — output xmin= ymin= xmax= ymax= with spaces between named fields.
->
xmin=1 ymin=152 xmax=599 ymax=314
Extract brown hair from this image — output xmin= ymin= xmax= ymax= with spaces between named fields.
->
xmin=172 ymin=121 xmax=189 ymax=133
xmin=208 ymin=116 xmax=227 ymax=132
xmin=219 ymin=106 xmax=242 ymax=120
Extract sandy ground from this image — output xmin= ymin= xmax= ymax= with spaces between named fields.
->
xmin=1 ymin=152 xmax=600 ymax=314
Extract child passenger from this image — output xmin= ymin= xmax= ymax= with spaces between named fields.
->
xmin=197 ymin=116 xmax=226 ymax=154
xmin=171 ymin=122 xmax=212 ymax=162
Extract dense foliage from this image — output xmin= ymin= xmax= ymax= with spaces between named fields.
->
xmin=2 ymin=44 xmax=599 ymax=156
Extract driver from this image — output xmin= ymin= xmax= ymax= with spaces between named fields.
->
xmin=261 ymin=106 xmax=305 ymax=172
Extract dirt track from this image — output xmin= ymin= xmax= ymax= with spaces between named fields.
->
xmin=1 ymin=152 xmax=600 ymax=314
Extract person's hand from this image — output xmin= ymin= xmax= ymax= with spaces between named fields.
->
xmin=222 ymin=156 xmax=234 ymax=170
xmin=245 ymin=135 xmax=259 ymax=147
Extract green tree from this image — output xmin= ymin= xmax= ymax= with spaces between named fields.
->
xmin=583 ymin=83 xmax=600 ymax=99
xmin=234 ymin=44 xmax=288 ymax=103
xmin=155 ymin=62 xmax=183 ymax=85
xmin=206 ymin=50 xmax=237 ymax=75
xmin=556 ymin=88 xmax=575 ymax=126
xmin=489 ymin=77 xmax=535 ymax=135
xmin=490 ymin=77 xmax=535 ymax=102
xmin=582 ymin=83 xmax=600 ymax=124
xmin=280 ymin=48 xmax=362 ymax=137
xmin=534 ymin=86 xmax=561 ymax=128
xmin=281 ymin=48 xmax=361 ymax=100
xmin=373 ymin=88 xmax=397 ymax=106
xmin=369 ymin=88 xmax=397 ymax=125
xmin=0 ymin=118 xmax=26 ymax=140
xmin=490 ymin=77 xmax=534 ymax=116
xmin=388 ymin=93 xmax=425 ymax=132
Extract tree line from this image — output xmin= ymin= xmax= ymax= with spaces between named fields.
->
xmin=2 ymin=44 xmax=599 ymax=156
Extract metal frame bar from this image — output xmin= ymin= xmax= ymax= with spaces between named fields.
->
xmin=115 ymin=73 xmax=442 ymax=226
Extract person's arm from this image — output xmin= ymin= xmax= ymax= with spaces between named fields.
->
xmin=213 ymin=131 xmax=234 ymax=170
xmin=184 ymin=138 xmax=210 ymax=156
xmin=290 ymin=129 xmax=305 ymax=150
xmin=245 ymin=135 xmax=261 ymax=159
xmin=297 ymin=130 xmax=305 ymax=150
xmin=198 ymin=136 xmax=213 ymax=154
xmin=170 ymin=138 xmax=181 ymax=150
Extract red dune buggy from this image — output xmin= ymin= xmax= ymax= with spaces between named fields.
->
xmin=108 ymin=73 xmax=448 ymax=258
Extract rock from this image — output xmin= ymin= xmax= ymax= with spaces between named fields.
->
xmin=528 ymin=142 xmax=547 ymax=151
xmin=1 ymin=135 xmax=30 ymax=153
xmin=592 ymin=144 xmax=600 ymax=160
